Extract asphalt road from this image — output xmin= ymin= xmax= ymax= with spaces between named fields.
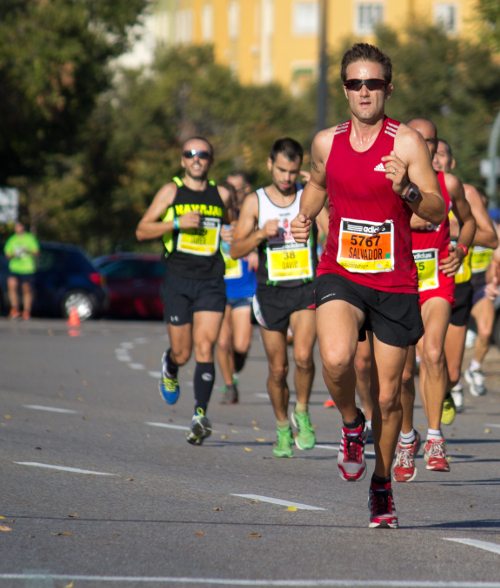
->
xmin=1 ymin=317 xmax=500 ymax=588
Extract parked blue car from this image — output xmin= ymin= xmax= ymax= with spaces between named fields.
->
xmin=0 ymin=241 xmax=107 ymax=320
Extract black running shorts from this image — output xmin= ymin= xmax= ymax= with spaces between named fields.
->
xmin=162 ymin=269 xmax=226 ymax=325
xmin=315 ymin=273 xmax=423 ymax=347
xmin=252 ymin=281 xmax=315 ymax=332
xmin=450 ymin=282 xmax=473 ymax=327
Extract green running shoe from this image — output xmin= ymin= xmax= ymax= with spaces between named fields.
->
xmin=291 ymin=410 xmax=316 ymax=450
xmin=441 ymin=392 xmax=456 ymax=426
xmin=186 ymin=408 xmax=212 ymax=446
xmin=273 ymin=425 xmax=294 ymax=458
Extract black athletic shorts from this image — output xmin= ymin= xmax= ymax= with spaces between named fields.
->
xmin=450 ymin=282 xmax=473 ymax=327
xmin=162 ymin=268 xmax=226 ymax=325
xmin=252 ymin=281 xmax=315 ymax=332
xmin=315 ymin=273 xmax=423 ymax=347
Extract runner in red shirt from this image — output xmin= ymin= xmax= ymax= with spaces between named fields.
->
xmin=292 ymin=43 xmax=445 ymax=529
xmin=395 ymin=119 xmax=475 ymax=484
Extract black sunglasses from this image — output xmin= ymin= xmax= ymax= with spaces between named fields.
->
xmin=344 ymin=79 xmax=388 ymax=91
xmin=182 ymin=149 xmax=212 ymax=160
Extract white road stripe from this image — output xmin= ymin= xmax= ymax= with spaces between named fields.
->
xmin=14 ymin=462 xmax=116 ymax=476
xmin=232 ymin=494 xmax=326 ymax=511
xmin=120 ymin=342 xmax=134 ymax=349
xmin=484 ymin=423 xmax=500 ymax=429
xmin=146 ymin=421 xmax=190 ymax=431
xmin=129 ymin=363 xmax=145 ymax=370
xmin=2 ymin=577 xmax=500 ymax=587
xmin=116 ymin=355 xmax=131 ymax=362
xmin=23 ymin=405 xmax=78 ymax=414
xmin=445 ymin=537 xmax=500 ymax=555
xmin=149 ymin=371 xmax=161 ymax=378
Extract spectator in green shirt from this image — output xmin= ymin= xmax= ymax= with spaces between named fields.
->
xmin=4 ymin=222 xmax=40 ymax=320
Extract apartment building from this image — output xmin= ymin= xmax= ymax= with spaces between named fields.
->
xmin=147 ymin=0 xmax=479 ymax=92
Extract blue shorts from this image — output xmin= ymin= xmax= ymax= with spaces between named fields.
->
xmin=8 ymin=272 xmax=35 ymax=286
xmin=227 ymin=296 xmax=252 ymax=310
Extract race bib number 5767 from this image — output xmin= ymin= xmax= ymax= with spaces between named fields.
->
xmin=337 ymin=218 xmax=394 ymax=273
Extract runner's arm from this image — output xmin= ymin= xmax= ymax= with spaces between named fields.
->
xmin=292 ymin=129 xmax=331 ymax=243
xmin=230 ymin=193 xmax=268 ymax=259
xmin=464 ymin=184 xmax=498 ymax=249
xmin=136 ymin=183 xmax=178 ymax=241
xmin=390 ymin=126 xmax=445 ymax=224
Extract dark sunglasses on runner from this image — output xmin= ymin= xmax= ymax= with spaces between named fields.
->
xmin=344 ymin=78 xmax=388 ymax=91
xmin=182 ymin=149 xmax=212 ymax=160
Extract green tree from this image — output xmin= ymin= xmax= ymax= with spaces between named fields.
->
xmin=0 ymin=0 xmax=149 ymax=234
xmin=89 ymin=45 xmax=312 ymax=252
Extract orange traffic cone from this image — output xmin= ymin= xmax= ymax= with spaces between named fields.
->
xmin=67 ymin=307 xmax=81 ymax=327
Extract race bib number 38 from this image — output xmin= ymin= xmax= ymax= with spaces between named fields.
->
xmin=177 ymin=218 xmax=221 ymax=256
xmin=267 ymin=243 xmax=313 ymax=281
xmin=337 ymin=218 xmax=394 ymax=273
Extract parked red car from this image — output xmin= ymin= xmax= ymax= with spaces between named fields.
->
xmin=94 ymin=253 xmax=165 ymax=319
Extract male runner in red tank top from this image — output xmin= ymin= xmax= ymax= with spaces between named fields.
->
xmin=395 ymin=119 xmax=475 ymax=484
xmin=291 ymin=43 xmax=445 ymax=529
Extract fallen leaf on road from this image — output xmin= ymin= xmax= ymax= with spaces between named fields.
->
xmin=244 ymin=447 xmax=253 ymax=452
xmin=213 ymin=506 xmax=223 ymax=511
xmin=255 ymin=438 xmax=266 ymax=443
xmin=67 ymin=513 xmax=79 ymax=519
xmin=195 ymin=530 xmax=205 ymax=537
xmin=52 ymin=531 xmax=73 ymax=537
xmin=0 ymin=525 xmax=12 ymax=532
xmin=64 ymin=582 xmax=74 ymax=588
xmin=3 ymin=415 xmax=12 ymax=420
xmin=248 ymin=532 xmax=261 ymax=539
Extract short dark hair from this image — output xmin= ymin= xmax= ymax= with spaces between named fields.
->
xmin=182 ymin=136 xmax=214 ymax=157
xmin=340 ymin=43 xmax=392 ymax=83
xmin=437 ymin=138 xmax=453 ymax=159
xmin=269 ymin=137 xmax=303 ymax=164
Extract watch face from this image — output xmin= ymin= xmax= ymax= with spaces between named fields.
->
xmin=405 ymin=186 xmax=420 ymax=202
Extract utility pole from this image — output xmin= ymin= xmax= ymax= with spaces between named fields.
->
xmin=316 ymin=0 xmax=328 ymax=132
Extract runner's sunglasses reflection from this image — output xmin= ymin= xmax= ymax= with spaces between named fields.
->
xmin=182 ymin=149 xmax=212 ymax=160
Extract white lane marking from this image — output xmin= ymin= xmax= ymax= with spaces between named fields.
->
xmin=116 ymin=355 xmax=131 ymax=362
xmin=120 ymin=342 xmax=134 ymax=349
xmin=23 ymin=405 xmax=78 ymax=414
xmin=484 ymin=423 xmax=500 ymax=429
xmin=14 ymin=462 xmax=116 ymax=476
xmin=129 ymin=363 xmax=145 ymax=370
xmin=232 ymin=494 xmax=326 ymax=511
xmin=445 ymin=537 xmax=500 ymax=555
xmin=146 ymin=421 xmax=190 ymax=432
xmin=4 ymin=575 xmax=499 ymax=587
xmin=134 ymin=337 xmax=148 ymax=344
xmin=149 ymin=371 xmax=161 ymax=378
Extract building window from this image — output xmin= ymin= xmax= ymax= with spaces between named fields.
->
xmin=355 ymin=2 xmax=384 ymax=35
xmin=201 ymin=4 xmax=213 ymax=41
xmin=292 ymin=1 xmax=319 ymax=36
xmin=174 ymin=10 xmax=193 ymax=44
xmin=434 ymin=3 xmax=458 ymax=33
xmin=291 ymin=63 xmax=315 ymax=96
xmin=228 ymin=1 xmax=240 ymax=40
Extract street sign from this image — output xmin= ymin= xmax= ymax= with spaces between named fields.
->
xmin=0 ymin=187 xmax=18 ymax=223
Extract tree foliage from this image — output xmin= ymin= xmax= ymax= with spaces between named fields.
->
xmin=0 ymin=0 xmax=149 ymax=238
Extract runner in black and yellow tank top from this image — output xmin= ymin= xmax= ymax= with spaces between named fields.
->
xmin=136 ymin=136 xmax=232 ymax=446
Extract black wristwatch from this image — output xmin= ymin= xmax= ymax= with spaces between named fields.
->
xmin=401 ymin=182 xmax=421 ymax=203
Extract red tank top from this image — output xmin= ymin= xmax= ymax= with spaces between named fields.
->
xmin=411 ymin=171 xmax=453 ymax=295
xmin=411 ymin=172 xmax=450 ymax=255
xmin=317 ymin=116 xmax=417 ymax=293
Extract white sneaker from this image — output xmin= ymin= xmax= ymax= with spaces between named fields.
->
xmin=465 ymin=329 xmax=477 ymax=349
xmin=464 ymin=368 xmax=487 ymax=397
xmin=450 ymin=382 xmax=464 ymax=413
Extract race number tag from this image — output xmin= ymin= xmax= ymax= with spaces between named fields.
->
xmin=177 ymin=218 xmax=221 ymax=256
xmin=413 ymin=248 xmax=439 ymax=291
xmin=337 ymin=218 xmax=394 ymax=273
xmin=471 ymin=246 xmax=493 ymax=274
xmin=222 ymin=250 xmax=243 ymax=278
xmin=267 ymin=243 xmax=313 ymax=281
